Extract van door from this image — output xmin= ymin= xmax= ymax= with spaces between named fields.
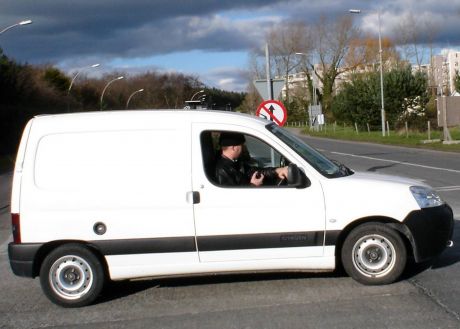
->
xmin=191 ymin=124 xmax=326 ymax=262
xmin=26 ymin=122 xmax=199 ymax=279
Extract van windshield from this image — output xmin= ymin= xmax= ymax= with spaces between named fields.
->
xmin=266 ymin=123 xmax=352 ymax=178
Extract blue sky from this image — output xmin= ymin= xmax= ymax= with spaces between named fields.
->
xmin=1 ymin=0 xmax=460 ymax=92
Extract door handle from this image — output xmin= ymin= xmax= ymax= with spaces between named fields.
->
xmin=186 ymin=191 xmax=200 ymax=204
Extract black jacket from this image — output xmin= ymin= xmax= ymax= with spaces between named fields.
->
xmin=214 ymin=156 xmax=278 ymax=186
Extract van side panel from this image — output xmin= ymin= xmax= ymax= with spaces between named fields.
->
xmin=20 ymin=121 xmax=197 ymax=266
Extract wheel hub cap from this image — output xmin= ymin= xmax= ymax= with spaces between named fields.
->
xmin=352 ymin=234 xmax=396 ymax=278
xmin=49 ymin=255 xmax=93 ymax=300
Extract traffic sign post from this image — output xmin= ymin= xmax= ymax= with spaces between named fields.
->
xmin=253 ymin=79 xmax=285 ymax=101
xmin=256 ymin=100 xmax=288 ymax=126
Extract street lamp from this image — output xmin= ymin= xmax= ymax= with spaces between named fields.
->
xmin=68 ymin=63 xmax=100 ymax=93
xmin=126 ymin=88 xmax=144 ymax=109
xmin=190 ymin=89 xmax=205 ymax=101
xmin=349 ymin=8 xmax=386 ymax=136
xmin=0 ymin=20 xmax=32 ymax=35
xmin=100 ymin=76 xmax=124 ymax=110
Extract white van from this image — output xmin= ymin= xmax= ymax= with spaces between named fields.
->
xmin=8 ymin=110 xmax=454 ymax=307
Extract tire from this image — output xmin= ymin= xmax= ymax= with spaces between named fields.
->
xmin=39 ymin=244 xmax=105 ymax=307
xmin=341 ymin=223 xmax=407 ymax=285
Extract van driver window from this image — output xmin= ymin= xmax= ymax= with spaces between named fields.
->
xmin=200 ymin=131 xmax=290 ymax=187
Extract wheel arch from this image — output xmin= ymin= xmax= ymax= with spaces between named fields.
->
xmin=334 ymin=216 xmax=415 ymax=265
xmin=32 ymin=240 xmax=110 ymax=279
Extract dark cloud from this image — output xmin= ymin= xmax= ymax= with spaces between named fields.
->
xmin=0 ymin=0 xmax=288 ymax=62
xmin=1 ymin=0 xmax=459 ymax=91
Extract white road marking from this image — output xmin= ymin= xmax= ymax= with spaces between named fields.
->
xmin=330 ymin=151 xmax=460 ymax=174
xmin=435 ymin=186 xmax=460 ymax=192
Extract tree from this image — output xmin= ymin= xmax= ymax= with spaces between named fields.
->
xmin=455 ymin=71 xmax=460 ymax=93
xmin=395 ymin=13 xmax=439 ymax=72
xmin=345 ymin=35 xmax=400 ymax=72
xmin=306 ymin=15 xmax=360 ymax=118
xmin=43 ymin=67 xmax=70 ymax=92
xmin=332 ymin=66 xmax=429 ymax=129
xmin=267 ymin=21 xmax=311 ymax=106
xmin=0 ymin=50 xmax=242 ymax=156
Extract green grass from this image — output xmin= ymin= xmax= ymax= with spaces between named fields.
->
xmin=290 ymin=124 xmax=460 ymax=152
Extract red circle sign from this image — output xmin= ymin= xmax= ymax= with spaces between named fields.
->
xmin=256 ymin=100 xmax=287 ymax=126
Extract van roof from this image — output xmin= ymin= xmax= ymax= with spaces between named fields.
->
xmin=33 ymin=110 xmax=270 ymax=127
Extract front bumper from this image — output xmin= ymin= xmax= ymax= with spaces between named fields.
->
xmin=402 ymin=204 xmax=454 ymax=262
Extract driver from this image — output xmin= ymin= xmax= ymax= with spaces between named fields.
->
xmin=215 ymin=132 xmax=288 ymax=187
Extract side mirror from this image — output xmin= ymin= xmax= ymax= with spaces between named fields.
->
xmin=287 ymin=163 xmax=309 ymax=188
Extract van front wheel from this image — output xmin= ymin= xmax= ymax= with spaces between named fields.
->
xmin=40 ymin=244 xmax=104 ymax=307
xmin=341 ymin=223 xmax=407 ymax=285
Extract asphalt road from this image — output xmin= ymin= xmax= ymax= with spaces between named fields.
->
xmin=1 ymin=134 xmax=460 ymax=329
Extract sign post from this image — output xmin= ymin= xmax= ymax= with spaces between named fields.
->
xmin=253 ymin=79 xmax=285 ymax=101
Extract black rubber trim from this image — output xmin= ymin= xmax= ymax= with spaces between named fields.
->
xmin=324 ymin=230 xmax=341 ymax=246
xmin=8 ymin=230 xmax=340 ymax=278
xmin=91 ymin=231 xmax=332 ymax=255
xmin=91 ymin=236 xmax=197 ymax=255
xmin=8 ymin=243 xmax=42 ymax=277
xmin=403 ymin=204 xmax=454 ymax=262
xmin=197 ymin=231 xmax=331 ymax=252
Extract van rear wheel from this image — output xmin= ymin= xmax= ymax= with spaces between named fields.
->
xmin=40 ymin=244 xmax=104 ymax=307
xmin=341 ymin=223 xmax=407 ymax=285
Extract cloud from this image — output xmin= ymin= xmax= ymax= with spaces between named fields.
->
xmin=202 ymin=66 xmax=250 ymax=92
xmin=1 ymin=0 xmax=460 ymax=91
xmin=0 ymin=0 xmax=285 ymax=62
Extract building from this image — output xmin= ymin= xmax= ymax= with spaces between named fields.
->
xmin=279 ymin=50 xmax=460 ymax=101
xmin=430 ymin=51 xmax=460 ymax=95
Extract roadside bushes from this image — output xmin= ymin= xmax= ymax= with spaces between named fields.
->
xmin=332 ymin=66 xmax=430 ymax=130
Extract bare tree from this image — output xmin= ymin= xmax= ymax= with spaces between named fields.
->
xmin=306 ymin=15 xmax=360 ymax=116
xmin=345 ymin=34 xmax=400 ymax=72
xmin=396 ymin=13 xmax=425 ymax=69
xmin=247 ymin=48 xmax=266 ymax=80
xmin=395 ymin=13 xmax=439 ymax=72
xmin=267 ymin=21 xmax=311 ymax=105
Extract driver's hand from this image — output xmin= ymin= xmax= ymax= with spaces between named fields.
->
xmin=275 ymin=166 xmax=288 ymax=180
xmin=250 ymin=172 xmax=264 ymax=186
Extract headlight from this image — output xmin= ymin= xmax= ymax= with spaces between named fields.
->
xmin=410 ymin=186 xmax=444 ymax=208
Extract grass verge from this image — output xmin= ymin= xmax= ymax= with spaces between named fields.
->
xmin=295 ymin=125 xmax=460 ymax=152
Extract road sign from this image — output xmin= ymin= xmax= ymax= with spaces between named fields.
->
xmin=256 ymin=100 xmax=287 ymax=126
xmin=253 ymin=79 xmax=285 ymax=101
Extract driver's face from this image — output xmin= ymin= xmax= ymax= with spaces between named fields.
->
xmin=234 ymin=144 xmax=243 ymax=158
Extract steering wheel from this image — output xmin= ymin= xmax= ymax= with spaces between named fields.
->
xmin=277 ymin=176 xmax=287 ymax=186
xmin=277 ymin=164 xmax=301 ymax=187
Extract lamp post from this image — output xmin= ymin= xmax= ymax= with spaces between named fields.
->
xmin=126 ymin=88 xmax=144 ymax=109
xmin=350 ymin=9 xmax=386 ymax=136
xmin=190 ymin=89 xmax=205 ymax=101
xmin=100 ymin=76 xmax=124 ymax=110
xmin=68 ymin=63 xmax=100 ymax=93
xmin=0 ymin=20 xmax=32 ymax=35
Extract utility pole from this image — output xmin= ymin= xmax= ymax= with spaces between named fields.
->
xmin=265 ymin=43 xmax=273 ymax=100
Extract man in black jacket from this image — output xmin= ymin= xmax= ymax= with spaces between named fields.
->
xmin=215 ymin=132 xmax=288 ymax=187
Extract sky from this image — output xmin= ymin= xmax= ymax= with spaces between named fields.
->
xmin=1 ymin=0 xmax=460 ymax=92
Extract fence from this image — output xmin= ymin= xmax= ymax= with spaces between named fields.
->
xmin=285 ymin=120 xmax=460 ymax=142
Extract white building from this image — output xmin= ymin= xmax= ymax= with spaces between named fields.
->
xmin=431 ymin=51 xmax=460 ymax=95
xmin=279 ymin=50 xmax=460 ymax=100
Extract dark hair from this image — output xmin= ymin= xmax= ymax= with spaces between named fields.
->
xmin=219 ymin=132 xmax=246 ymax=146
